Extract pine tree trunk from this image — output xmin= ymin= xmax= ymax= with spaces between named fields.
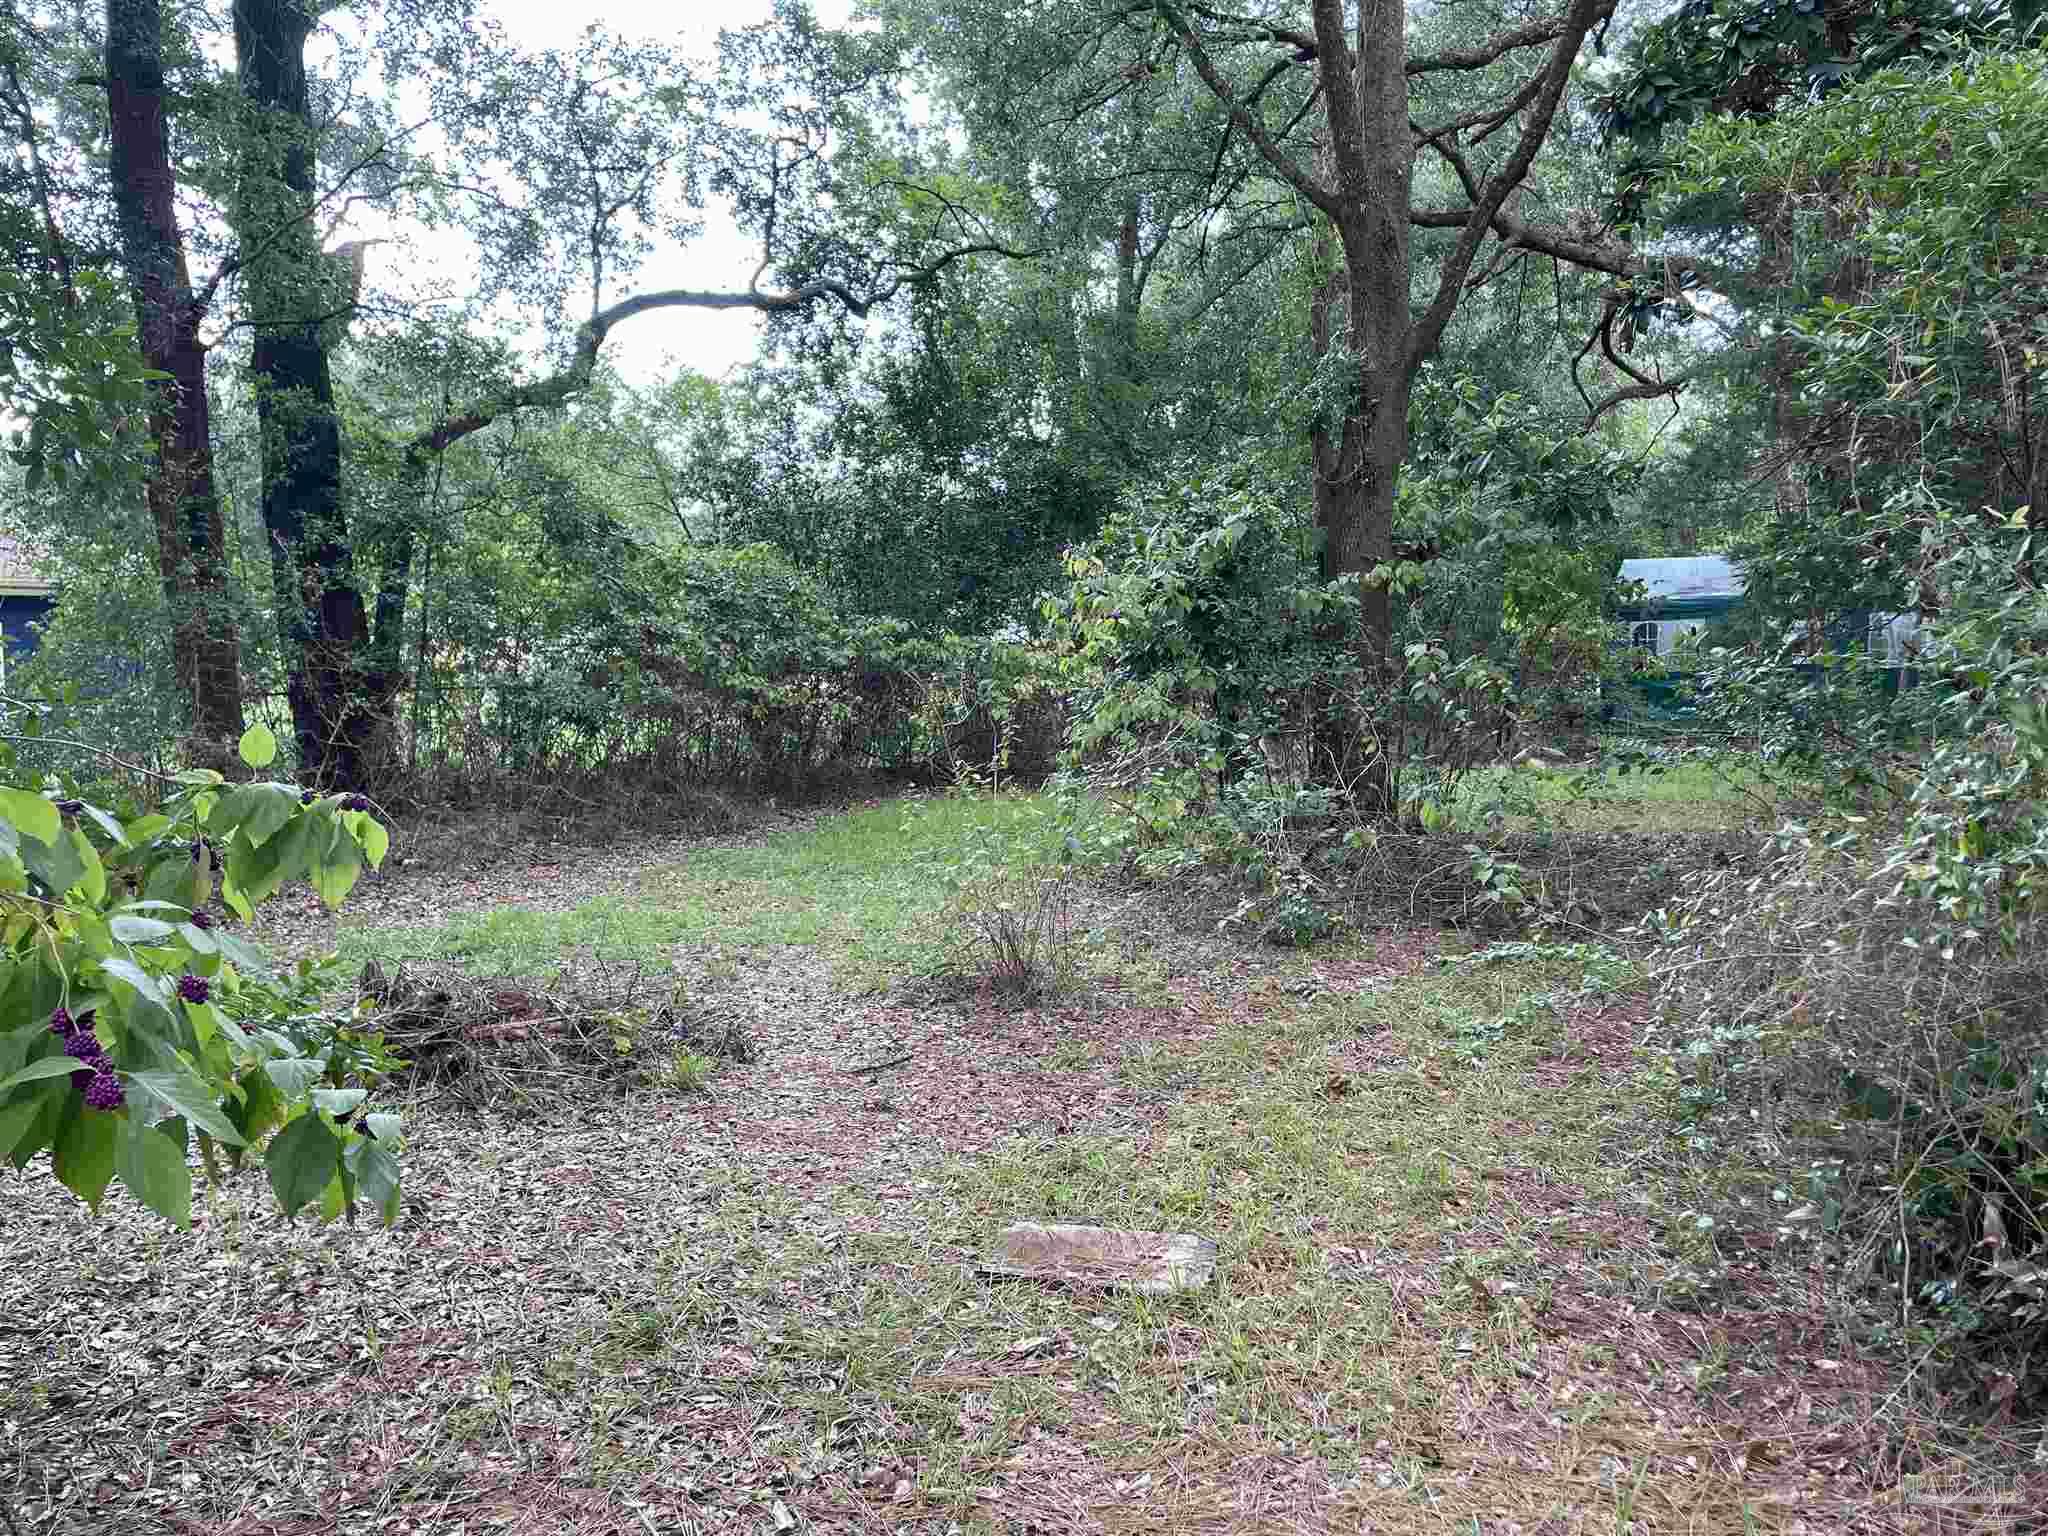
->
xmin=104 ymin=0 xmax=247 ymax=755
xmin=232 ymin=0 xmax=393 ymax=789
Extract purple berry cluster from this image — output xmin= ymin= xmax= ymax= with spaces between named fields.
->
xmin=84 ymin=1072 xmax=126 ymax=1110
xmin=49 ymin=1008 xmax=124 ymax=1111
xmin=188 ymin=909 xmax=215 ymax=931
xmin=342 ymin=794 xmax=373 ymax=814
xmin=176 ymin=974 xmax=211 ymax=1005
xmin=300 ymin=788 xmax=318 ymax=806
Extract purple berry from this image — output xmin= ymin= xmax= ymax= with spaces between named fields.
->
xmin=176 ymin=974 xmax=211 ymax=1005
xmin=300 ymin=789 xmax=317 ymax=806
xmin=50 ymin=1007 xmax=73 ymax=1036
xmin=188 ymin=910 xmax=215 ymax=931
xmin=83 ymin=1071 xmax=125 ymax=1111
xmin=64 ymin=1030 xmax=102 ymax=1064
xmin=342 ymin=794 xmax=373 ymax=814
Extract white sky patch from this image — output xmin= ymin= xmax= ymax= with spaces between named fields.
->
xmin=351 ymin=0 xmax=855 ymax=387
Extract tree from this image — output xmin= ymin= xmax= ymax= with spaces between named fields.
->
xmin=103 ymin=0 xmax=248 ymax=753
xmin=899 ymin=0 xmax=1663 ymax=799
xmin=230 ymin=0 xmax=394 ymax=788
xmin=234 ymin=2 xmax=1039 ymax=786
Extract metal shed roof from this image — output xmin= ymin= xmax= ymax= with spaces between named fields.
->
xmin=0 ymin=532 xmax=53 ymax=597
xmin=1618 ymin=555 xmax=1743 ymax=611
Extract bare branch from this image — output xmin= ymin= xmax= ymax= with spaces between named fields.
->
xmin=1411 ymin=71 xmax=1545 ymax=149
xmin=1410 ymin=202 xmax=1636 ymax=278
xmin=407 ymin=241 xmax=1041 ymax=460
xmin=1410 ymin=0 xmax=1618 ymax=368
xmin=1176 ymin=2 xmax=1317 ymax=55
xmin=1153 ymin=0 xmax=1336 ymax=215
xmin=1406 ymin=15 xmax=1572 ymax=75
xmin=1573 ymin=295 xmax=1698 ymax=428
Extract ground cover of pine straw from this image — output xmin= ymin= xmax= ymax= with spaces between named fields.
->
xmin=6 ymin=796 xmax=2047 ymax=1536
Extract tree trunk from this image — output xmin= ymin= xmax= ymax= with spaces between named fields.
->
xmin=1305 ymin=2 xmax=1415 ymax=811
xmin=232 ymin=0 xmax=392 ymax=789
xmin=104 ymin=0 xmax=247 ymax=755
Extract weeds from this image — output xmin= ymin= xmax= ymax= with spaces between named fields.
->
xmin=919 ymin=793 xmax=1084 ymax=999
xmin=1650 ymin=828 xmax=2048 ymax=1400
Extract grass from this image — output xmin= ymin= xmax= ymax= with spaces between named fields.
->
xmin=334 ymin=791 xmax=1059 ymax=986
xmin=554 ymin=948 xmax=1761 ymax=1531
xmin=1456 ymin=747 xmax=1776 ymax=834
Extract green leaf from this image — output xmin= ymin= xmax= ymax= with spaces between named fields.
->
xmin=100 ymin=956 xmax=169 ymax=1003
xmin=319 ymin=1168 xmax=347 ymax=1223
xmin=127 ymin=1069 xmax=246 ymax=1146
xmin=124 ymin=813 xmax=171 ymax=844
xmin=0 ymin=788 xmax=58 ymax=845
xmin=225 ymin=814 xmax=309 ymax=908
xmin=0 ymin=1055 xmax=88 ymax=1093
xmin=345 ymin=1137 xmax=402 ymax=1227
xmin=0 ymin=817 xmax=17 ymax=862
xmin=312 ymin=1087 xmax=367 ymax=1116
xmin=225 ymin=1066 xmax=286 ymax=1154
xmin=0 ymin=1083 xmax=58 ymax=1161
xmin=144 ymin=854 xmax=199 ymax=906
xmin=53 ymin=1097 xmax=117 ymax=1210
xmin=79 ymin=803 xmax=127 ymax=846
xmin=309 ymin=826 xmax=364 ymax=909
xmin=358 ymin=816 xmax=390 ymax=871
xmin=115 ymin=1116 xmax=193 ymax=1228
xmin=110 ymin=914 xmax=179 ymax=944
xmin=8 ymin=1084 xmax=62 ymax=1169
xmin=266 ymin=1112 xmax=341 ymax=1218
xmin=364 ymin=1112 xmax=402 ymax=1143
xmin=238 ymin=723 xmax=278 ymax=769
xmin=215 ymin=929 xmax=271 ymax=972
xmin=20 ymin=824 xmax=85 ymax=898
xmin=264 ymin=1056 xmax=324 ymax=1099
xmin=69 ymin=828 xmax=105 ymax=904
xmin=213 ymin=784 xmax=298 ymax=851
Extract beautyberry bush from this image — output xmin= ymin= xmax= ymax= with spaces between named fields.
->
xmin=0 ymin=723 xmax=401 ymax=1229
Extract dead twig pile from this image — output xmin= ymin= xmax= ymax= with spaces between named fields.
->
xmin=355 ymin=955 xmax=757 ymax=1110
xmin=1343 ymin=825 xmax=1751 ymax=932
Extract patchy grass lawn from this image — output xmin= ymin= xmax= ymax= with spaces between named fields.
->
xmin=261 ymin=793 xmax=1049 ymax=988
xmin=3 ymin=788 xmax=2039 ymax=1535
xmin=1457 ymin=750 xmax=1778 ymax=835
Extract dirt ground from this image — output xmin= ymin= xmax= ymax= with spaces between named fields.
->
xmin=4 ymin=806 xmax=2044 ymax=1535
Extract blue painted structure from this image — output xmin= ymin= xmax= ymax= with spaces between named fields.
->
xmin=1607 ymin=553 xmax=1921 ymax=717
xmin=0 ymin=534 xmax=55 ymax=683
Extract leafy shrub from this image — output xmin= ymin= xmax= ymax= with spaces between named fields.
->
xmin=414 ymin=539 xmax=1001 ymax=798
xmin=1049 ymin=470 xmax=1351 ymax=797
xmin=923 ymin=639 xmax=1067 ymax=788
xmin=1651 ymin=619 xmax=2048 ymax=1375
xmin=1 ymin=723 xmax=399 ymax=1228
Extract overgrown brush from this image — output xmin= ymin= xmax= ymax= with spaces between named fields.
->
xmin=358 ymin=957 xmax=757 ymax=1109
xmin=1652 ymin=831 xmax=2048 ymax=1397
